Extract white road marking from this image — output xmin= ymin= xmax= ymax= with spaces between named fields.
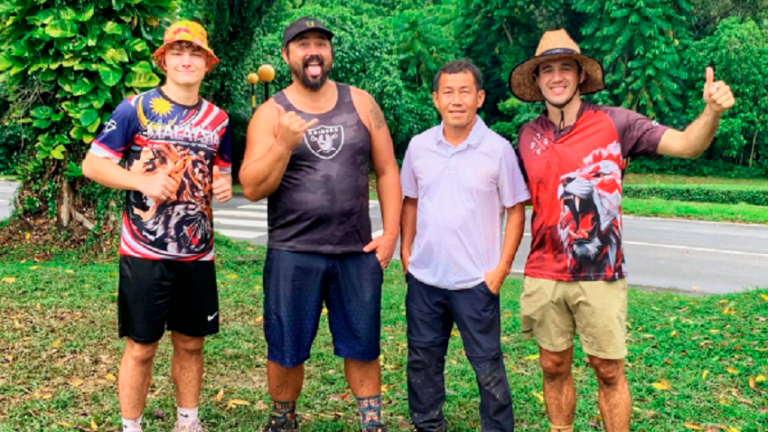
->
xmin=214 ymin=218 xmax=268 ymax=228
xmin=214 ymin=228 xmax=265 ymax=239
xmin=237 ymin=204 xmax=268 ymax=210
xmin=623 ymin=240 xmax=768 ymax=258
xmin=214 ymin=210 xmax=267 ymax=219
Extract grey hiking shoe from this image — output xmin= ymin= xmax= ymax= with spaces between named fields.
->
xmin=263 ymin=415 xmax=300 ymax=432
xmin=363 ymin=424 xmax=388 ymax=432
xmin=171 ymin=419 xmax=207 ymax=432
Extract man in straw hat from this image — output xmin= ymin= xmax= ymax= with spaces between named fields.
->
xmin=240 ymin=16 xmax=400 ymax=432
xmin=82 ymin=20 xmax=231 ymax=432
xmin=509 ymin=29 xmax=734 ymax=432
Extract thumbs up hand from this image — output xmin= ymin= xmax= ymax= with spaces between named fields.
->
xmin=703 ymin=67 xmax=735 ymax=114
xmin=212 ymin=165 xmax=232 ymax=203
xmin=139 ymin=163 xmax=178 ymax=203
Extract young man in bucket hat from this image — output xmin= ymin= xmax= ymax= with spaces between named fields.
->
xmin=239 ymin=16 xmax=401 ymax=432
xmin=509 ymin=29 xmax=734 ymax=432
xmin=82 ymin=20 xmax=232 ymax=432
xmin=400 ymin=59 xmax=529 ymax=432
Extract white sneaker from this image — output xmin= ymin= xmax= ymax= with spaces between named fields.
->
xmin=171 ymin=419 xmax=207 ymax=432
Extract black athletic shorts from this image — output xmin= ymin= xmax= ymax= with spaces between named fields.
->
xmin=118 ymin=256 xmax=219 ymax=343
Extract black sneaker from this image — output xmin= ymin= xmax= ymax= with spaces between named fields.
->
xmin=263 ymin=416 xmax=299 ymax=432
xmin=413 ymin=422 xmax=447 ymax=432
xmin=363 ymin=425 xmax=388 ymax=432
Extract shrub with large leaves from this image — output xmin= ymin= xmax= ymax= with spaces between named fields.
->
xmin=0 ymin=0 xmax=174 ymax=232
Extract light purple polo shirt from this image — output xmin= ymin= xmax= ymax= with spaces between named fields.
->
xmin=401 ymin=116 xmax=531 ymax=290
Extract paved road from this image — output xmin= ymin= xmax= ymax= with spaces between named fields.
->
xmin=212 ymin=196 xmax=768 ymax=294
xmin=1 ymin=184 xmax=765 ymax=294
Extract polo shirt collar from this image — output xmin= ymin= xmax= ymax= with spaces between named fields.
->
xmin=436 ymin=115 xmax=488 ymax=148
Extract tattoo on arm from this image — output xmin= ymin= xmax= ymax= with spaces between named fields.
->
xmin=370 ymin=102 xmax=387 ymax=130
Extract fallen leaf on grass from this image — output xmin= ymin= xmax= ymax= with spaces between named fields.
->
xmin=30 ymin=266 xmax=39 ymax=270
xmin=727 ymin=428 xmax=741 ymax=432
xmin=105 ymin=374 xmax=116 ymax=381
xmin=727 ymin=367 xmax=739 ymax=375
xmin=69 ymin=378 xmax=83 ymax=387
xmin=226 ymin=274 xmax=238 ymax=279
xmin=749 ymin=376 xmax=756 ymax=390
xmin=524 ymin=354 xmax=540 ymax=361
xmin=652 ymin=382 xmax=670 ymax=391
xmin=683 ymin=423 xmax=703 ymax=430
xmin=719 ymin=398 xmax=730 ymax=405
xmin=329 ymin=392 xmax=350 ymax=402
xmin=702 ymin=370 xmax=709 ymax=380
xmin=52 ymin=340 xmax=61 ymax=348
xmin=215 ymin=389 xmax=224 ymax=402
xmin=532 ymin=392 xmax=544 ymax=403
xmin=760 ymin=294 xmax=768 ymax=301
xmin=381 ymin=385 xmax=389 ymax=393
xmin=64 ymin=270 xmax=75 ymax=274
xmin=2 ymin=277 xmax=15 ymax=283
xmin=254 ymin=316 xmax=263 ymax=324
xmin=90 ymin=419 xmax=98 ymax=430
xmin=756 ymin=375 xmax=766 ymax=383
xmin=226 ymin=399 xmax=250 ymax=410
xmin=57 ymin=422 xmax=73 ymax=428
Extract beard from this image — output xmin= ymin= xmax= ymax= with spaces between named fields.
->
xmin=290 ymin=55 xmax=332 ymax=91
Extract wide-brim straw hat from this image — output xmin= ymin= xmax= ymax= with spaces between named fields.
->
xmin=152 ymin=20 xmax=220 ymax=72
xmin=509 ymin=29 xmax=605 ymax=102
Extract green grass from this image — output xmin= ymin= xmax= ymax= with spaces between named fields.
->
xmin=0 ymin=239 xmax=766 ymax=431
xmin=623 ymin=198 xmax=768 ymax=224
xmin=621 ymin=174 xmax=768 ymax=224
xmin=624 ymin=173 xmax=768 ymax=187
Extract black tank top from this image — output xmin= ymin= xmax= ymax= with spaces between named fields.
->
xmin=268 ymin=83 xmax=372 ymax=253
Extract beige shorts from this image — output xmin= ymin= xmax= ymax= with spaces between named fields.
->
xmin=520 ymin=276 xmax=628 ymax=359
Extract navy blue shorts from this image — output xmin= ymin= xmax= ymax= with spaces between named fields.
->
xmin=263 ymin=248 xmax=383 ymax=367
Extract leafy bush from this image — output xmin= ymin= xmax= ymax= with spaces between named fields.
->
xmin=0 ymin=0 xmax=174 ymax=226
xmin=624 ymin=184 xmax=768 ymax=206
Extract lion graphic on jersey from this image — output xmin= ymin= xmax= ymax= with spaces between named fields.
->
xmin=558 ymin=143 xmax=626 ymax=280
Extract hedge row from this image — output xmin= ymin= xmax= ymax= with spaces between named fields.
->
xmin=623 ymin=184 xmax=768 ymax=206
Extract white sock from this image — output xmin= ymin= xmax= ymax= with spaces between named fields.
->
xmin=122 ymin=416 xmax=142 ymax=432
xmin=177 ymin=406 xmax=199 ymax=426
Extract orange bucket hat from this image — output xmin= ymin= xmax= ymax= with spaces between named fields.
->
xmin=509 ymin=29 xmax=604 ymax=102
xmin=152 ymin=20 xmax=220 ymax=72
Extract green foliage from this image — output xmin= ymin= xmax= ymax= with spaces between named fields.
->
xmin=624 ymin=184 xmax=768 ymax=206
xmin=0 ymin=0 xmax=174 ymax=224
xmin=683 ymin=18 xmax=768 ymax=173
xmin=395 ymin=6 xmax=459 ymax=90
xmin=573 ymin=0 xmax=691 ymax=121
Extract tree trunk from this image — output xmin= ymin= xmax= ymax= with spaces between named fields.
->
xmin=749 ymin=125 xmax=758 ymax=169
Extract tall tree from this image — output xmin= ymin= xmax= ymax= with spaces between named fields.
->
xmin=574 ymin=0 xmax=692 ymax=122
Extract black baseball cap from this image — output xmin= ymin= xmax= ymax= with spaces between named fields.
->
xmin=282 ymin=17 xmax=334 ymax=47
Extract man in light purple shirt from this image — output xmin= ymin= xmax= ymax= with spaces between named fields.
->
xmin=400 ymin=60 xmax=530 ymax=432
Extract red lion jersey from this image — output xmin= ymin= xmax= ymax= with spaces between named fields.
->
xmin=517 ymin=102 xmax=667 ymax=281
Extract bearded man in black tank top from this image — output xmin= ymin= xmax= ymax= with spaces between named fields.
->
xmin=240 ymin=17 xmax=402 ymax=432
